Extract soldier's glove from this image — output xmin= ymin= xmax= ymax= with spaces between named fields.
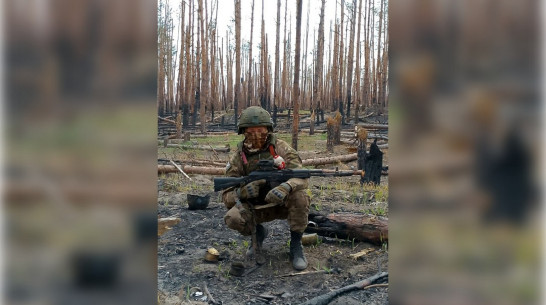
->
xmin=237 ymin=179 xmax=266 ymax=200
xmin=265 ymin=183 xmax=292 ymax=204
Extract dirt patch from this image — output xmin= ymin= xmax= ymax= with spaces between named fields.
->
xmin=158 ymin=163 xmax=388 ymax=305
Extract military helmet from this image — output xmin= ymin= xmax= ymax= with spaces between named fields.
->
xmin=237 ymin=106 xmax=273 ymax=134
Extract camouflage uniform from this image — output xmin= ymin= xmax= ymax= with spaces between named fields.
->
xmin=222 ymin=134 xmax=310 ymax=235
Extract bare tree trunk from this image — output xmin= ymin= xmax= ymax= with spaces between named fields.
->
xmin=281 ymin=0 xmax=288 ymax=110
xmin=363 ymin=0 xmax=371 ymax=109
xmin=354 ymin=0 xmax=363 ymax=124
xmin=292 ymin=0 xmax=303 ymax=150
xmin=345 ymin=0 xmax=357 ymax=123
xmin=337 ymin=0 xmax=346 ymax=123
xmin=246 ymin=0 xmax=255 ymax=109
xmin=198 ymin=0 xmax=208 ymax=133
xmin=381 ymin=16 xmax=389 ymax=110
xmin=273 ymin=0 xmax=281 ymax=114
xmin=234 ymin=0 xmax=241 ymax=124
xmin=375 ymin=0 xmax=384 ymax=113
xmin=176 ymin=2 xmax=185 ymax=115
xmin=312 ymin=0 xmax=326 ymax=135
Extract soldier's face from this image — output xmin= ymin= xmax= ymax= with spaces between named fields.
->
xmin=244 ymin=126 xmax=269 ymax=149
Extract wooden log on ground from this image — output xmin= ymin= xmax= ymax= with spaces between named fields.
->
xmin=158 ymin=159 xmax=227 ymax=167
xmin=158 ymin=155 xmax=364 ymax=175
xmin=159 ymin=116 xmax=176 ymax=125
xmin=357 ymin=123 xmax=388 ymax=130
xmin=158 ymin=165 xmax=226 ymax=175
xmin=165 ymin=144 xmax=230 ymax=152
xmin=302 ymin=153 xmax=358 ymax=166
xmin=305 ymin=213 xmax=388 ymax=245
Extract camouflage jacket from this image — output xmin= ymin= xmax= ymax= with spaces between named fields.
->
xmin=222 ymin=134 xmax=309 ymax=208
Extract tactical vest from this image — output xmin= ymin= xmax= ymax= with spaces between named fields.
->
xmin=237 ymin=134 xmax=278 ymax=176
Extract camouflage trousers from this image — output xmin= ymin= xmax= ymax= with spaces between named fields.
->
xmin=224 ymin=190 xmax=310 ymax=235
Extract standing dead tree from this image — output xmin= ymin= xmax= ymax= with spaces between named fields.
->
xmin=246 ymin=0 xmax=255 ymax=108
xmin=273 ymin=0 xmax=281 ymax=114
xmin=353 ymin=0 xmax=363 ymax=124
xmin=291 ymin=0 xmax=303 ymax=150
xmin=234 ymin=0 xmax=242 ymax=124
xmin=345 ymin=0 xmax=357 ymax=122
xmin=311 ymin=0 xmax=325 ymax=135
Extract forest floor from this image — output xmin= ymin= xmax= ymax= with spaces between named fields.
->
xmin=157 ymin=116 xmax=388 ymax=305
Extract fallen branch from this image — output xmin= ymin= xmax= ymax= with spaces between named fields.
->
xmin=170 ymin=160 xmax=192 ymax=180
xmin=203 ymin=282 xmax=219 ymax=305
xmin=349 ymin=248 xmax=375 ymax=260
xmin=158 ymin=116 xmax=176 ymax=125
xmin=364 ymin=283 xmax=388 ymax=289
xmin=302 ymin=153 xmax=357 ymax=166
xmin=165 ymin=144 xmax=230 ymax=152
xmin=298 ymin=272 xmax=388 ymax=305
xmin=277 ymin=269 xmax=329 ymax=278
xmin=158 ymin=158 xmax=226 ymax=167
xmin=158 ymin=165 xmax=225 ymax=175
xmin=357 ymin=123 xmax=388 ymax=130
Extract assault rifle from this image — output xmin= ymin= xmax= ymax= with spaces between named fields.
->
xmin=213 ymin=160 xmax=364 ymax=192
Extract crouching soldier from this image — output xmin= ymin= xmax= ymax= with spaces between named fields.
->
xmin=221 ymin=106 xmax=310 ymax=270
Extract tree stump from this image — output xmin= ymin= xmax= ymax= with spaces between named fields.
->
xmin=184 ymin=132 xmax=191 ymax=142
xmin=326 ymin=118 xmax=335 ymax=153
xmin=309 ymin=109 xmax=315 ymax=135
xmin=176 ymin=112 xmax=182 ymax=138
xmin=363 ymin=139 xmax=383 ymax=185
xmin=356 ymin=126 xmax=368 ymax=184
xmin=333 ymin=111 xmax=342 ymax=144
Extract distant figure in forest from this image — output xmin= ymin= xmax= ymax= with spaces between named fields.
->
xmin=221 ymin=106 xmax=310 ymax=270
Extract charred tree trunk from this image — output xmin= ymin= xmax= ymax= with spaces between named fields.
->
xmin=246 ymin=0 xmax=255 ymax=108
xmin=306 ymin=213 xmax=388 ymax=245
xmin=363 ymin=139 xmax=383 ymax=185
xmin=345 ymin=0 xmax=357 ymax=122
xmin=198 ymin=0 xmax=209 ymax=134
xmin=291 ymin=0 xmax=303 ymax=150
xmin=312 ymin=0 xmax=326 ymax=136
xmin=234 ymin=0 xmax=241 ymax=125
xmin=273 ymin=0 xmax=281 ymax=114
xmin=354 ymin=0 xmax=363 ymax=124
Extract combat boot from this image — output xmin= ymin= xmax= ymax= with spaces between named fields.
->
xmin=246 ymin=224 xmax=268 ymax=257
xmin=289 ymin=231 xmax=308 ymax=270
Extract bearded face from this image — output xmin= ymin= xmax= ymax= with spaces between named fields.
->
xmin=243 ymin=126 xmax=269 ymax=151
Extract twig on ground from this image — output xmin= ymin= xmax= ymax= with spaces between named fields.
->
xmin=298 ymin=271 xmax=388 ymax=305
xmin=277 ymin=269 xmax=329 ymax=278
xmin=169 ymin=160 xmax=192 ymax=180
xmin=364 ymin=283 xmax=388 ymax=289
xmin=209 ymin=144 xmax=220 ymax=160
xmin=203 ymin=282 xmax=220 ymax=305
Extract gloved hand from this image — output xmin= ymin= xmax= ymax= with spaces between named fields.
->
xmin=265 ymin=183 xmax=292 ymax=204
xmin=237 ymin=179 xmax=266 ymax=199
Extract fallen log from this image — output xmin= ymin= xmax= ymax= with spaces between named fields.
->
xmin=158 ymin=154 xmax=365 ymax=175
xmin=158 ymin=159 xmax=227 ymax=167
xmin=302 ymin=153 xmax=357 ymax=166
xmin=298 ymin=271 xmax=388 ymax=305
xmin=357 ymin=123 xmax=388 ymax=130
xmin=158 ymin=116 xmax=176 ymax=125
xmin=158 ymin=165 xmax=225 ymax=175
xmin=165 ymin=144 xmax=230 ymax=153
xmin=305 ymin=213 xmax=388 ymax=245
